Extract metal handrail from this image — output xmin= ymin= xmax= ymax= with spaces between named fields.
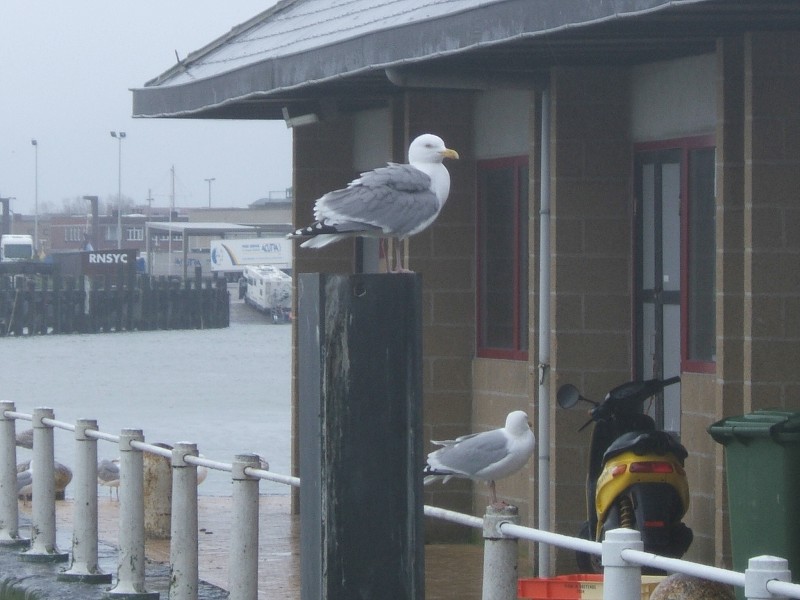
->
xmin=2 ymin=403 xmax=800 ymax=600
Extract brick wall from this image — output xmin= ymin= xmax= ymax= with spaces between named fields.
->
xmin=714 ymin=34 xmax=746 ymax=569
xmin=401 ymin=90 xmax=478 ymax=540
xmin=743 ymin=31 xmax=800 ymax=411
xmin=549 ymin=65 xmax=633 ymax=572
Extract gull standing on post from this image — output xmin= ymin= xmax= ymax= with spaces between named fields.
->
xmin=289 ymin=133 xmax=459 ymax=272
xmin=423 ymin=411 xmax=535 ymax=506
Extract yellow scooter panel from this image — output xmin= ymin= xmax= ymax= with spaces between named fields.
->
xmin=595 ymin=450 xmax=690 ymax=524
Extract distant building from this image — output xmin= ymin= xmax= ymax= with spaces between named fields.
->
xmin=8 ymin=198 xmax=291 ymax=261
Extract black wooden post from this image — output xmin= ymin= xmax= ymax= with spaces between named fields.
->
xmin=299 ymin=273 xmax=425 ymax=600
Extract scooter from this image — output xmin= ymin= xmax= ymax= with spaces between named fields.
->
xmin=557 ymin=376 xmax=692 ymax=573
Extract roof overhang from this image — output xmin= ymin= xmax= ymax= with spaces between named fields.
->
xmin=131 ymin=0 xmax=800 ymax=121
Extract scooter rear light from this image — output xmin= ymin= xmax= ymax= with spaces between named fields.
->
xmin=629 ymin=461 xmax=674 ymax=474
xmin=644 ymin=520 xmax=666 ymax=528
xmin=611 ymin=464 xmax=627 ymax=477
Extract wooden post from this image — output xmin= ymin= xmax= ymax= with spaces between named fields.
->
xmin=299 ymin=273 xmax=425 ymax=600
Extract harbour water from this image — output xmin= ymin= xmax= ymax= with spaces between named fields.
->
xmin=0 ymin=295 xmax=292 ymax=497
xmin=1 ymin=292 xmax=488 ymax=599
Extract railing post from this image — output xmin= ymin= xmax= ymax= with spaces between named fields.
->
xmin=170 ymin=442 xmax=199 ymax=600
xmin=106 ymin=429 xmax=159 ymax=599
xmin=228 ymin=453 xmax=260 ymax=600
xmin=0 ymin=401 xmax=26 ymax=547
xmin=20 ymin=407 xmax=68 ymax=562
xmin=602 ymin=528 xmax=642 ymax=600
xmin=59 ymin=418 xmax=112 ymax=583
xmin=482 ymin=504 xmax=520 ymax=600
xmin=745 ymin=555 xmax=791 ymax=600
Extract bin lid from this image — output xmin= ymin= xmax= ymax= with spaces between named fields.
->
xmin=709 ymin=410 xmax=800 ymax=445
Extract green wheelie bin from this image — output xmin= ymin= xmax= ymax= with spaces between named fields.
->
xmin=709 ymin=410 xmax=800 ymax=589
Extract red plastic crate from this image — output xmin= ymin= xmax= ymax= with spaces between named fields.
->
xmin=518 ymin=574 xmax=603 ymax=600
xmin=518 ymin=574 xmax=664 ymax=600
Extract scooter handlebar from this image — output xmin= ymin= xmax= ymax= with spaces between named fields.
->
xmin=606 ymin=376 xmax=680 ymax=405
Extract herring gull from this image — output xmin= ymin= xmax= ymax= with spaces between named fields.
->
xmin=423 ymin=410 xmax=535 ymax=505
xmin=15 ymin=428 xmax=33 ymax=449
xmin=97 ymin=458 xmax=120 ymax=500
xmin=289 ymin=133 xmax=459 ymax=272
xmin=17 ymin=463 xmax=32 ymax=497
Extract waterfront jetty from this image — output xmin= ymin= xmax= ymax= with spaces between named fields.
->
xmin=0 ymin=262 xmax=229 ymax=336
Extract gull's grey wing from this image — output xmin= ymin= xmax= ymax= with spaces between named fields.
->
xmin=16 ymin=470 xmax=32 ymax=493
xmin=97 ymin=459 xmax=120 ymax=483
xmin=430 ymin=429 xmax=510 ymax=476
xmin=314 ymin=164 xmax=438 ymax=238
xmin=15 ymin=429 xmax=33 ymax=449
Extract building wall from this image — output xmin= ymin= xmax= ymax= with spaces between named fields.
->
xmin=287 ymin=94 xmax=476 ymax=539
xmin=630 ymin=53 xmax=716 ymax=142
xmin=708 ymin=30 xmax=800 ymax=570
xmin=550 ymin=65 xmax=633 ymax=572
xmin=286 ymin=29 xmax=800 ymax=574
xmin=403 ymin=90 xmax=477 ymax=540
xmin=743 ymin=31 xmax=800 ymax=412
xmin=471 ymin=89 xmax=537 ymax=536
xmin=630 ymin=51 xmax=719 ymax=565
xmin=714 ymin=34 xmax=746 ymax=569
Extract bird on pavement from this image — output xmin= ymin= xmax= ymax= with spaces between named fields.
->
xmin=15 ymin=428 xmax=33 ymax=450
xmin=17 ymin=462 xmax=32 ymax=498
xmin=97 ymin=458 xmax=120 ymax=500
xmin=424 ymin=410 xmax=536 ymax=506
xmin=289 ymin=133 xmax=459 ymax=272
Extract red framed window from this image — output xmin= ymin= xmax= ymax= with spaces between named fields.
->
xmin=476 ymin=156 xmax=529 ymax=360
xmin=683 ymin=141 xmax=716 ymax=372
xmin=634 ymin=136 xmax=715 ymax=375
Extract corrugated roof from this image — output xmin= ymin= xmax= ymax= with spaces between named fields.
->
xmin=132 ymin=0 xmax=800 ymax=120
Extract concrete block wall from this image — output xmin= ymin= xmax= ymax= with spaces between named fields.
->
xmin=743 ymin=31 xmax=800 ymax=411
xmin=401 ymin=91 xmax=479 ymax=540
xmin=549 ymin=65 xmax=633 ymax=572
xmin=679 ymin=372 xmax=717 ymax=564
xmin=714 ymin=34 xmax=746 ymax=569
xmin=712 ymin=31 xmax=800 ymax=569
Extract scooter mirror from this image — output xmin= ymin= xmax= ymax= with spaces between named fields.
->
xmin=556 ymin=384 xmax=582 ymax=409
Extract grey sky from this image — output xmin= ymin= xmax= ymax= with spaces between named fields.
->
xmin=0 ymin=2 xmax=292 ymax=215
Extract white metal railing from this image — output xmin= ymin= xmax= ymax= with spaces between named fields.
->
xmin=0 ymin=402 xmax=299 ymax=600
xmin=1 ymin=401 xmax=799 ymax=600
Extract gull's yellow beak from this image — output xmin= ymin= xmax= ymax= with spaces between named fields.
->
xmin=442 ymin=148 xmax=460 ymax=160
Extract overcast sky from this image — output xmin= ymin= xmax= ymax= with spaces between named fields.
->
xmin=0 ymin=2 xmax=292 ymax=216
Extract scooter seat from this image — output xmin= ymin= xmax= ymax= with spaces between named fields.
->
xmin=603 ymin=430 xmax=688 ymax=464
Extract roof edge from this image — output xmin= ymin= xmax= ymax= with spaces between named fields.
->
xmin=132 ymin=0 xmax=708 ymax=119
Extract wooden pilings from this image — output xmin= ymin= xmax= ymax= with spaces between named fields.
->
xmin=298 ymin=273 xmax=424 ymax=600
xmin=0 ymin=273 xmax=229 ymax=336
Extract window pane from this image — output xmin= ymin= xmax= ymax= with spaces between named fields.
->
xmin=479 ymin=167 xmax=515 ymax=349
xmin=688 ymin=147 xmax=716 ymax=362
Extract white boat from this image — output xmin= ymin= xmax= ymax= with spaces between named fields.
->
xmin=243 ymin=265 xmax=292 ymax=323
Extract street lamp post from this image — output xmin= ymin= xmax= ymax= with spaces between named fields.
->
xmin=31 ymin=140 xmax=38 ymax=252
xmin=204 ymin=177 xmax=215 ymax=208
xmin=0 ymin=197 xmax=16 ymax=237
xmin=110 ymin=131 xmax=126 ymax=249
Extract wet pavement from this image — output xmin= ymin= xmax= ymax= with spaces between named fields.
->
xmin=11 ymin=494 xmax=487 ymax=599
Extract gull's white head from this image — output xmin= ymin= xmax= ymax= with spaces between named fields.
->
xmin=408 ymin=134 xmax=459 ymax=165
xmin=505 ymin=410 xmax=532 ymax=437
